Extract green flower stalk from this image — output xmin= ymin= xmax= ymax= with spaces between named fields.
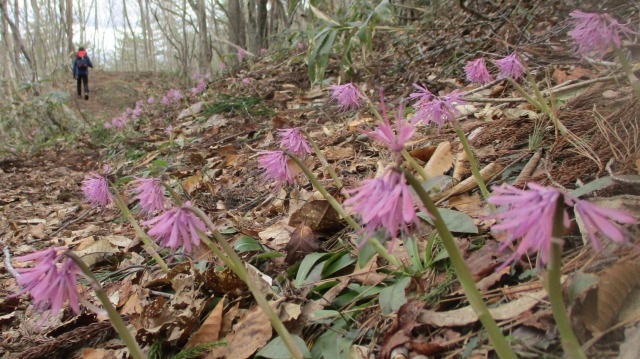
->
xmin=183 ymin=206 xmax=305 ymax=359
xmin=285 ymin=152 xmax=404 ymax=268
xmin=547 ymin=201 xmax=587 ymax=359
xmin=404 ymin=170 xmax=517 ymax=359
xmin=65 ymin=251 xmax=146 ymax=359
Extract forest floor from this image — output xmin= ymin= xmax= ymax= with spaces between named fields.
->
xmin=2 ymin=1 xmax=640 ymax=358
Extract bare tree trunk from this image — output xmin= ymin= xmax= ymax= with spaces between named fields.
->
xmin=65 ymin=0 xmax=73 ymax=53
xmin=228 ymin=0 xmax=245 ymax=56
xmin=0 ymin=0 xmax=37 ymax=87
xmin=123 ymin=0 xmax=139 ymax=71
xmin=0 ymin=0 xmax=16 ymax=97
xmin=137 ymin=0 xmax=150 ymax=69
xmin=190 ymin=0 xmax=211 ymax=74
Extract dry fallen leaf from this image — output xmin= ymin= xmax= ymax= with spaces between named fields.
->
xmin=418 ymin=289 xmax=547 ymax=327
xmin=186 ymin=296 xmax=226 ymax=348
xmin=425 ymin=141 xmax=452 ymax=177
xmin=285 ymin=225 xmax=320 ymax=264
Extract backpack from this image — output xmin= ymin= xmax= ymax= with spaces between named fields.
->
xmin=77 ymin=56 xmax=89 ymax=69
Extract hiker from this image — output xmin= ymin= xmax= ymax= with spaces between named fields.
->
xmin=72 ymin=47 xmax=94 ymax=100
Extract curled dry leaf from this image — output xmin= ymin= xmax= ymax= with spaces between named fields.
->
xmin=424 ymin=141 xmax=452 ymax=177
xmin=578 ymin=260 xmax=640 ymax=335
xmin=285 ymin=225 xmax=320 ymax=264
xmin=185 ymin=296 xmax=225 ymax=348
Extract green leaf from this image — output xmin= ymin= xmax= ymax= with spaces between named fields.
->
xmin=233 ymin=235 xmax=264 ymax=253
xmin=418 ymin=209 xmax=478 ymax=234
xmin=254 ymin=252 xmax=285 ymax=260
xmin=295 ymin=253 xmax=329 ymax=288
xmin=379 ymin=277 xmax=411 ymax=314
xmin=309 ymin=4 xmax=340 ymax=26
xmin=256 ymin=335 xmax=311 ymax=359
xmin=219 ymin=227 xmax=237 ymax=235
xmin=113 ymin=176 xmax=135 ymax=186
xmin=403 ymin=236 xmax=424 ymax=271
xmin=322 ymin=252 xmax=356 ymax=277
xmin=357 ymin=236 xmax=377 ymax=268
xmin=570 ymin=177 xmax=614 ymax=198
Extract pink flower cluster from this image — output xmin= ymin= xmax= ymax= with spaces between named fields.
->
xmin=82 ymin=172 xmax=113 ymax=207
xmin=142 ymin=201 xmax=206 ymax=253
xmin=238 ymin=49 xmax=246 ymax=61
xmin=190 ymin=72 xmax=211 ymax=95
xmin=409 ymin=84 xmax=466 ymax=130
xmin=161 ymin=89 xmax=183 ymax=105
xmin=11 ymin=247 xmax=80 ymax=317
xmin=569 ymin=10 xmax=635 ymax=58
xmin=329 ymin=83 xmax=365 ymax=111
xmin=104 ymin=100 xmax=145 ymax=129
xmin=488 ymin=183 xmax=636 ymax=268
xmin=364 ymin=90 xmax=416 ymax=153
xmin=344 ymin=169 xmax=425 ymax=248
xmin=463 ymin=52 xmax=526 ymax=85
xmin=130 ymin=177 xmax=168 ymax=215
xmin=278 ymin=128 xmax=312 ymax=157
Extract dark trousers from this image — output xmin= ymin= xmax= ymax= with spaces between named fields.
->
xmin=76 ymin=75 xmax=89 ymax=96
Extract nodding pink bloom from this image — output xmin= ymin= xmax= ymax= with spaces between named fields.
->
xmin=142 ymin=201 xmax=206 ymax=253
xmin=242 ymin=78 xmax=253 ymax=85
xmin=569 ymin=11 xmax=635 ymax=58
xmin=147 ymin=96 xmax=156 ymax=105
xmin=238 ymin=49 xmax=246 ymax=61
xmin=165 ymin=125 xmax=173 ymax=134
xmin=344 ymin=169 xmax=424 ymax=247
xmin=191 ymin=79 xmax=207 ymax=95
xmin=495 ymin=52 xmax=526 ymax=80
xmin=167 ymin=89 xmax=182 ymax=102
xmin=161 ymin=96 xmax=170 ymax=105
xmin=135 ymin=100 xmax=143 ymax=109
xmin=102 ymin=164 xmax=112 ymax=173
xmin=465 ymin=58 xmax=493 ymax=84
xmin=103 ymin=122 xmax=112 ymax=129
xmin=220 ymin=62 xmax=226 ymax=71
xmin=297 ymin=41 xmax=308 ymax=50
xmin=258 ymin=150 xmax=296 ymax=189
xmin=82 ymin=172 xmax=113 ymax=207
xmin=411 ymin=89 xmax=466 ymax=130
xmin=408 ymin=83 xmax=434 ymax=107
xmin=260 ymin=48 xmax=268 ymax=55
xmin=488 ymin=182 xmax=636 ymax=268
xmin=365 ymin=92 xmax=415 ymax=153
xmin=571 ymin=199 xmax=635 ymax=250
xmin=111 ymin=117 xmax=126 ymax=129
xmin=130 ymin=177 xmax=167 ymax=215
xmin=9 ymin=147 xmax=16 ymax=153
xmin=131 ymin=107 xmax=143 ymax=119
xmin=278 ymin=128 xmax=312 ymax=157
xmin=329 ymin=83 xmax=364 ymax=111
xmin=11 ymin=247 xmax=80 ymax=317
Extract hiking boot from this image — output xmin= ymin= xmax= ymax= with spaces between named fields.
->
xmin=85 ymin=94 xmax=89 ymax=100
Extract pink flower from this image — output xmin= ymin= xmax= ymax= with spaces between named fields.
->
xmin=103 ymin=122 xmax=112 ymax=129
xmin=465 ymin=58 xmax=493 ymax=84
xmin=488 ymin=182 xmax=636 ymax=268
xmin=365 ymin=92 xmax=415 ymax=153
xmin=12 ymin=247 xmax=80 ymax=317
xmin=260 ymin=48 xmax=268 ymax=55
xmin=571 ymin=199 xmax=635 ymax=250
xmin=220 ymin=62 xmax=226 ymax=71
xmin=82 ymin=172 xmax=113 ymax=207
xmin=408 ymin=83 xmax=433 ymax=106
xmin=329 ymin=83 xmax=364 ymax=111
xmin=242 ymin=78 xmax=253 ymax=85
xmin=130 ymin=177 xmax=167 ymax=215
xmin=278 ymin=128 xmax=312 ymax=157
xmin=344 ymin=169 xmax=424 ymax=245
xmin=238 ymin=49 xmax=246 ymax=61
xmin=411 ymin=89 xmax=466 ymax=130
xmin=147 ymin=96 xmax=156 ymax=105
xmin=142 ymin=201 xmax=206 ymax=253
xmin=568 ymin=11 xmax=635 ymax=58
xmin=495 ymin=52 xmax=526 ymax=80
xmin=258 ymin=150 xmax=296 ymax=189
xmin=191 ymin=79 xmax=207 ymax=95
xmin=165 ymin=125 xmax=173 ymax=134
